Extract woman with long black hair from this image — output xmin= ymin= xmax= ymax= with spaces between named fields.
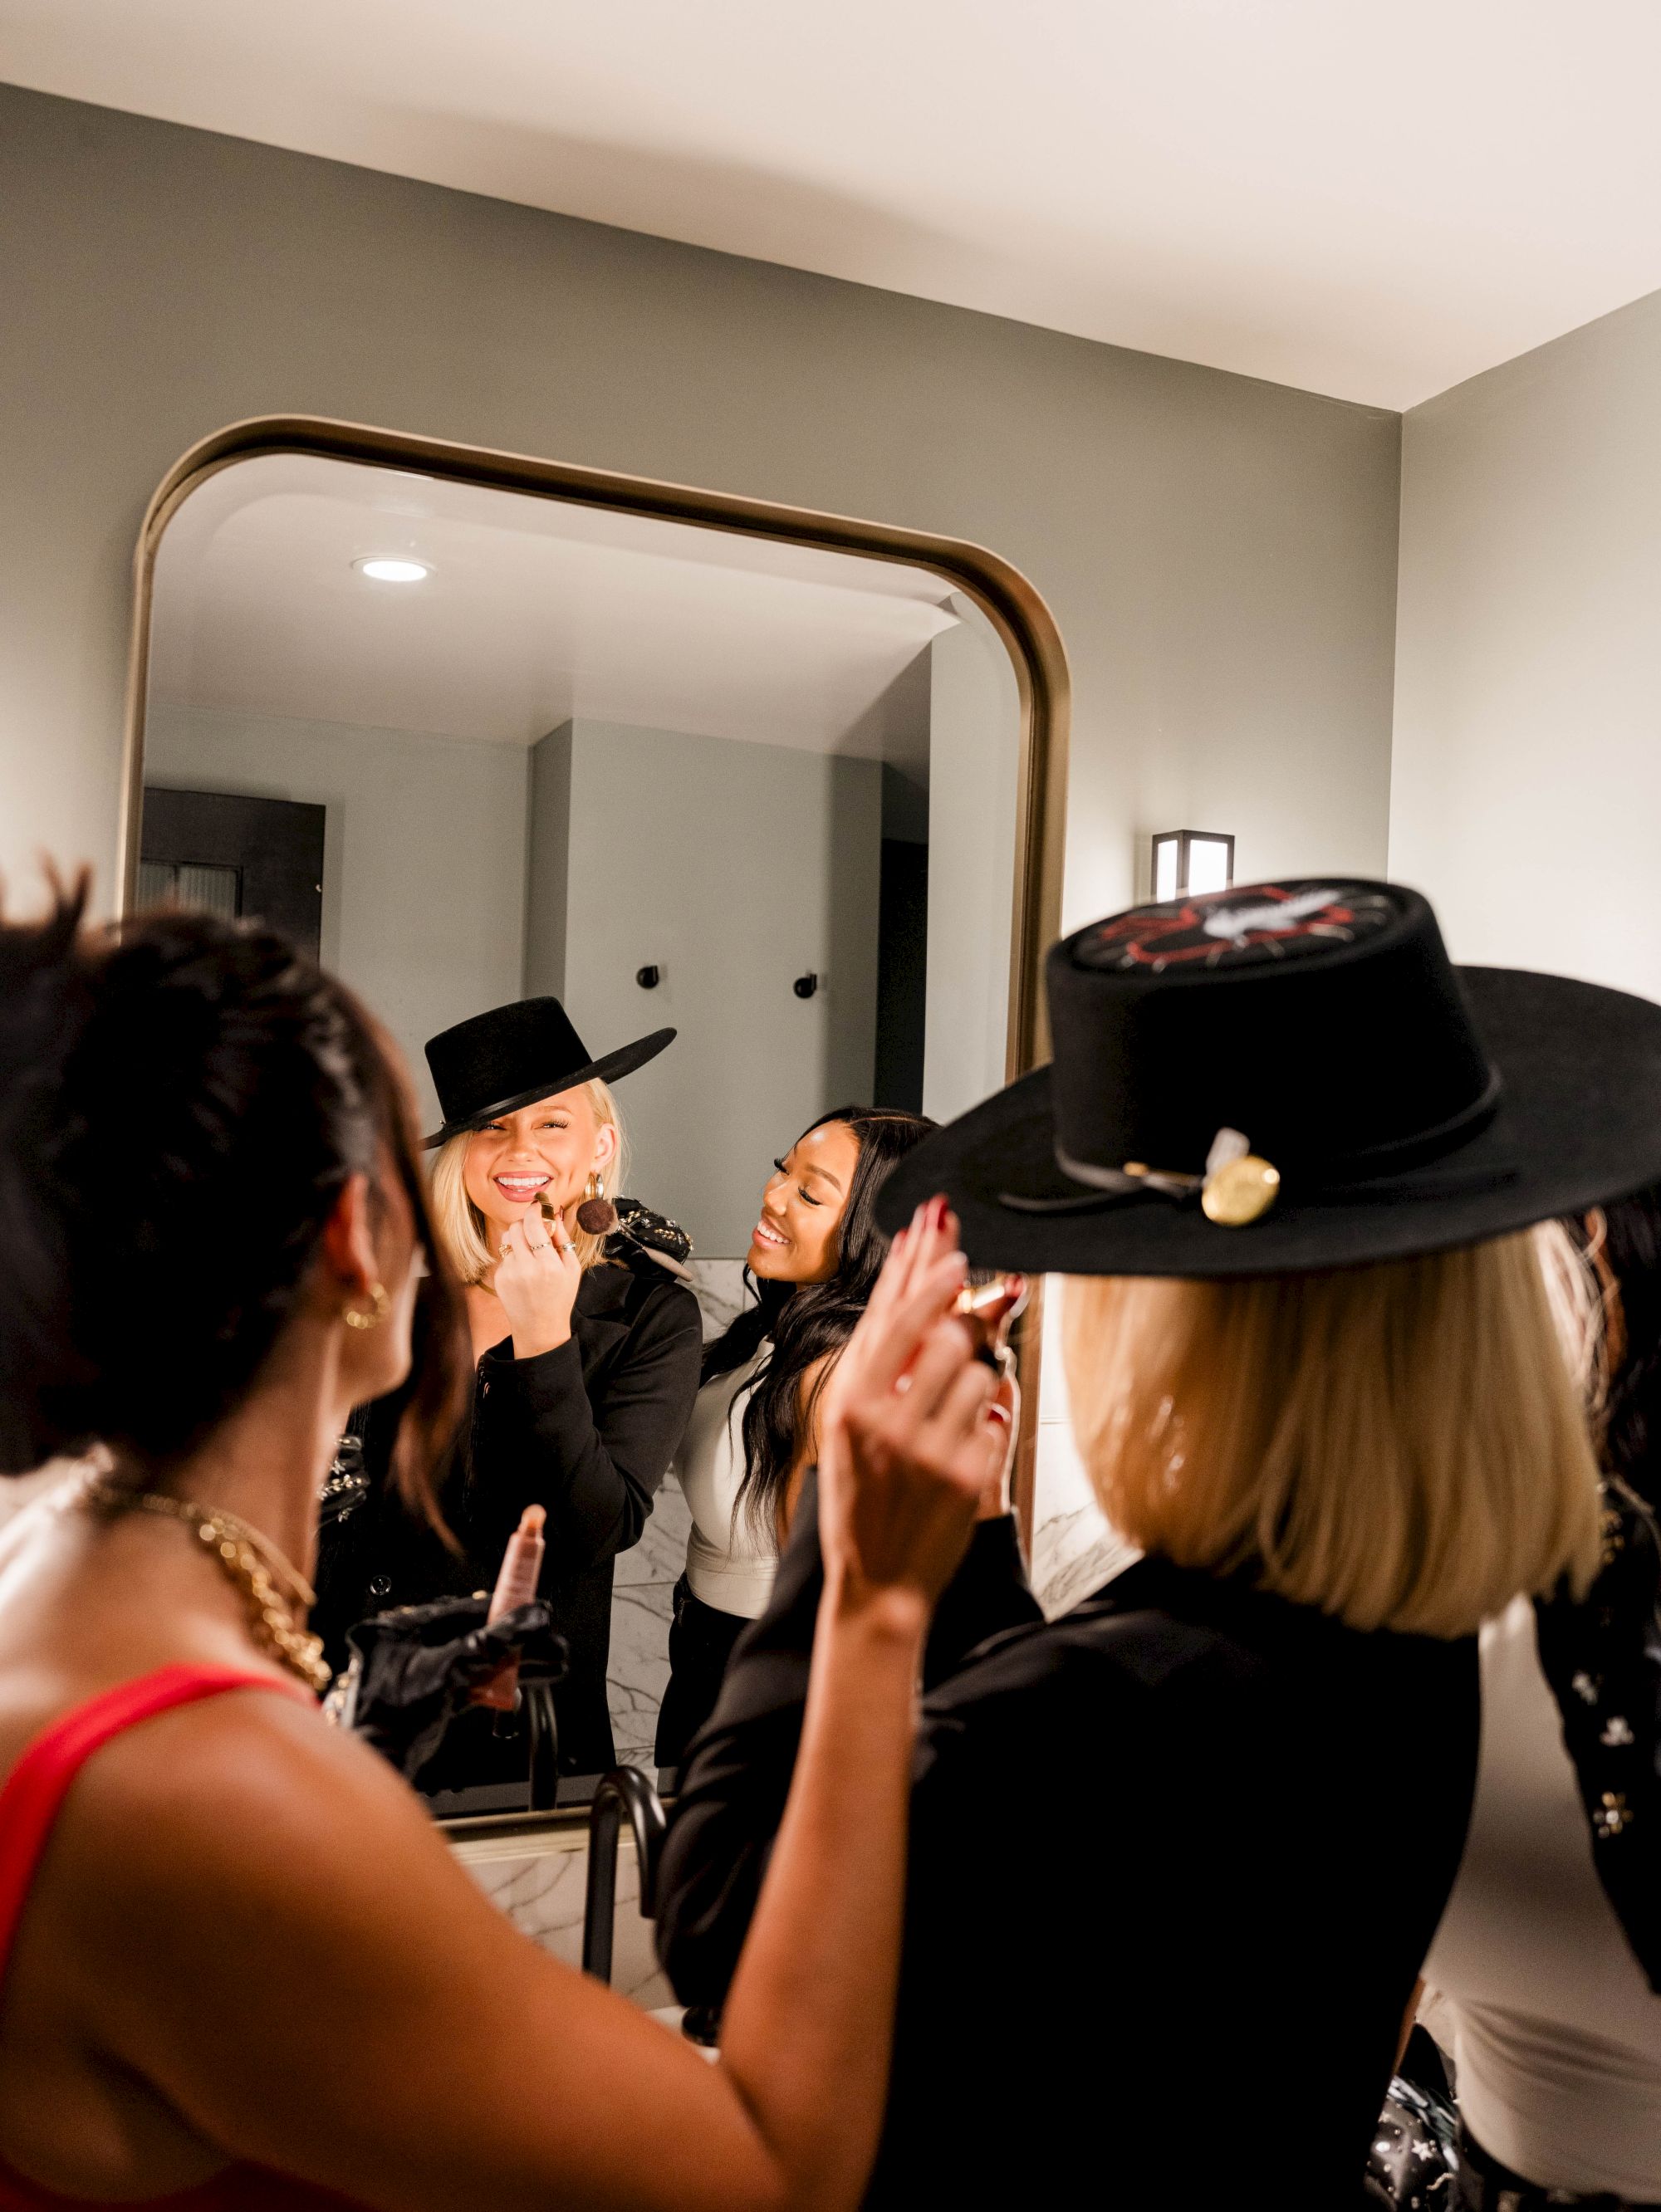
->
xmin=654 ymin=1107 xmax=933 ymax=1773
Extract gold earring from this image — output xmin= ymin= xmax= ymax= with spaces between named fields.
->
xmin=344 ymin=1282 xmax=391 ymax=1332
xmin=584 ymin=1171 xmax=606 ymax=1203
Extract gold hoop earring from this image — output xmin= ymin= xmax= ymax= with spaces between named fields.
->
xmin=584 ymin=1171 xmax=606 ymax=1204
xmin=344 ymin=1282 xmax=391 ymax=1332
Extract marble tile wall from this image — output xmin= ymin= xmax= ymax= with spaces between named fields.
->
xmin=1028 ymin=1280 xmax=1140 ymax=1619
xmin=609 ymin=1472 xmax=689 ymax=1770
xmin=455 ymin=1828 xmax=677 ymax=2014
xmin=685 ymin=1256 xmax=751 ymax=1339
xmin=604 ymin=1256 xmax=752 ymax=1774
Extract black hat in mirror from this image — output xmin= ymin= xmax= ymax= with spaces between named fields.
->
xmin=424 ymin=998 xmax=674 ymax=1149
xmin=879 ymin=878 xmax=1661 ymax=1275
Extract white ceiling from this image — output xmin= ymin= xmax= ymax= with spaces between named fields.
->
xmin=5 ymin=1 xmax=1661 ymax=407
xmin=149 ymin=453 xmax=956 ymax=761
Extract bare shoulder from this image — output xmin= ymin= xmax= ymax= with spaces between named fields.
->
xmin=69 ymin=1673 xmax=463 ymax=1863
xmin=41 ymin=1682 xmax=542 ymax=2156
xmin=52 ymin=1680 xmax=512 ymax=1985
xmin=29 ymin=1678 xmax=773 ymax=2210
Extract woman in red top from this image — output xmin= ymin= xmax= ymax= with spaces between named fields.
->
xmin=0 ymin=886 xmax=999 ymax=2212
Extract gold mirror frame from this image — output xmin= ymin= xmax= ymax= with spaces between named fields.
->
xmin=117 ymin=412 xmax=1071 ymax=1550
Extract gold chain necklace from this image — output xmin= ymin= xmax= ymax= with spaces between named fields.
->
xmin=81 ymin=1477 xmax=332 ymax=1696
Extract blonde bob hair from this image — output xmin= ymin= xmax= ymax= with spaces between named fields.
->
xmin=1062 ymin=1231 xmax=1603 ymax=1639
xmin=427 ymin=1079 xmax=627 ymax=1289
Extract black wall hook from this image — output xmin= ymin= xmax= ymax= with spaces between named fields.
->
xmin=792 ymin=972 xmax=819 ymax=1000
xmin=635 ymin=965 xmax=661 ymax=990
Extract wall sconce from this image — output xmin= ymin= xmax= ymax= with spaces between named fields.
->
xmin=1150 ymin=830 xmax=1235 ymax=902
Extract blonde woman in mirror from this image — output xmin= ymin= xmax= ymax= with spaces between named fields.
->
xmin=657 ymin=878 xmax=1661 ymax=2205
xmin=313 ymin=996 xmax=703 ymax=1788
xmin=0 ymin=889 xmax=1002 ymax=2212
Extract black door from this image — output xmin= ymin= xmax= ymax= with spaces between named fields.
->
xmin=874 ymin=835 xmax=928 ymax=1113
xmin=140 ymin=788 xmax=326 ymax=959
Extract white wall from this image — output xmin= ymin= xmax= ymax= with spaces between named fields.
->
xmin=527 ymin=720 xmax=881 ymax=1255
xmin=1391 ymin=286 xmax=1661 ymax=996
xmin=924 ymin=595 xmax=1022 ymax=1122
xmin=145 ymin=704 xmax=528 ymax=1126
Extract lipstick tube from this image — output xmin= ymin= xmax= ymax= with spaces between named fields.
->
xmin=473 ymin=1502 xmax=546 ymax=1710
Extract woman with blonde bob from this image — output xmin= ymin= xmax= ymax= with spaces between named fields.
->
xmin=657 ymin=878 xmax=1661 ymax=2209
xmin=314 ymin=996 xmax=702 ymax=1785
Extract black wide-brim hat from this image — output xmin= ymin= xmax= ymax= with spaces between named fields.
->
xmin=423 ymin=997 xmax=674 ymax=1148
xmin=879 ymin=878 xmax=1661 ymax=1275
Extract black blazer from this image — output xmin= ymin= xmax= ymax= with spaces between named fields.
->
xmin=656 ymin=1478 xmax=1480 ymax=2209
xmin=314 ymin=1260 xmax=702 ymax=1784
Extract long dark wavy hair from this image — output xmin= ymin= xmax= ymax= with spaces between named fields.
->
xmin=0 ymin=882 xmax=468 ymax=1511
xmin=1598 ymin=1180 xmax=1661 ymax=1515
xmin=703 ymin=1104 xmax=935 ymax=1539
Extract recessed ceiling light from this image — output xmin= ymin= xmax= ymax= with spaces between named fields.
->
xmin=354 ymin=556 xmax=430 ymax=584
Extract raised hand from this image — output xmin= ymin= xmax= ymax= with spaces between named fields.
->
xmin=816 ymin=1198 xmax=1004 ymax=1615
xmin=494 ymin=1197 xmax=583 ymax=1358
xmin=332 ymin=1597 xmax=569 ymax=1778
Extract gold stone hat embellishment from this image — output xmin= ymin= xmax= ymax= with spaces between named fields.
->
xmin=1118 ymin=1128 xmax=1281 ymax=1227
xmin=1040 ymin=1125 xmax=1281 ymax=1224
xmin=1199 ymin=1128 xmax=1281 ymax=1226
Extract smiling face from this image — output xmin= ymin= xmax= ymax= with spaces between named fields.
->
xmin=461 ymin=1087 xmax=617 ymax=1243
xmin=748 ymin=1118 xmax=863 ymax=1285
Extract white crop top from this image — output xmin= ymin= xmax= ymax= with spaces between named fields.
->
xmin=676 ymin=1348 xmax=777 ymax=1621
xmin=1423 ymin=1594 xmax=1661 ymax=2198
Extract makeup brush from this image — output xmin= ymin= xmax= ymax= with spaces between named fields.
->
xmin=544 ymin=1192 xmax=693 ymax=1280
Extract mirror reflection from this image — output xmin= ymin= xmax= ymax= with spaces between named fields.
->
xmin=137 ymin=453 xmax=1023 ymax=1810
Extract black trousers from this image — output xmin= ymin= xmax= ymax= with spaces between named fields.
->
xmin=655 ymin=1575 xmax=750 ymax=1775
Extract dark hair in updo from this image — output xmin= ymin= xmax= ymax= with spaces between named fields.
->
xmin=702 ymin=1104 xmax=935 ymax=1537
xmin=0 ymin=880 xmax=468 ymax=1500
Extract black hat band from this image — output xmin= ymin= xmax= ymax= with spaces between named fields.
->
xmin=1011 ymin=1064 xmax=1511 ymax=1223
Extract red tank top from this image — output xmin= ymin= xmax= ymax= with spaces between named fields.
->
xmin=0 ymin=1666 xmax=363 ymax=2210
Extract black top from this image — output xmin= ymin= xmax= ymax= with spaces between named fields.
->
xmin=314 ymin=1261 xmax=702 ymax=1784
xmin=657 ymin=1480 xmax=1480 ymax=2209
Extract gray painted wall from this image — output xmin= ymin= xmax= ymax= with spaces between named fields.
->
xmin=145 ymin=704 xmax=529 ymax=1128
xmin=924 ymin=595 xmax=1021 ymax=1123
xmin=1391 ymin=287 xmax=1661 ymax=998
xmin=540 ymin=719 xmax=880 ymax=1256
xmin=524 ymin=723 xmax=573 ymax=1001
xmin=0 ymin=81 xmax=1400 ymax=971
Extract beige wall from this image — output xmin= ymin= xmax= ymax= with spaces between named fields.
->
xmin=0 ymin=81 xmax=1400 ymax=963
xmin=924 ymin=595 xmax=1021 ymax=1123
xmin=145 ymin=704 xmax=530 ymax=1130
xmin=530 ymin=719 xmax=881 ymax=1256
xmin=1391 ymin=287 xmax=1661 ymax=995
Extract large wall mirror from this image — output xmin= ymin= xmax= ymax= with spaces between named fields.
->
xmin=121 ymin=418 xmax=1067 ymax=1820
